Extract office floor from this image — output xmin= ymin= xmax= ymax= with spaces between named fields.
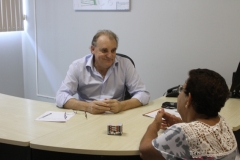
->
xmin=31 ymin=149 xmax=142 ymax=160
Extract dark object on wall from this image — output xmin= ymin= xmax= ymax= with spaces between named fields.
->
xmin=230 ymin=62 xmax=240 ymax=98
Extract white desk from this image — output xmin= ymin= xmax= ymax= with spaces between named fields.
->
xmin=0 ymin=93 xmax=84 ymax=159
xmin=30 ymin=97 xmax=240 ymax=157
xmin=219 ymin=98 xmax=240 ymax=131
xmin=0 ymin=93 xmax=84 ymax=146
xmin=1 ymin=93 xmax=239 ymax=159
xmin=30 ymin=97 xmax=170 ymax=156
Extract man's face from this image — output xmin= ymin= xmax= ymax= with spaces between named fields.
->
xmin=91 ymin=35 xmax=117 ymax=70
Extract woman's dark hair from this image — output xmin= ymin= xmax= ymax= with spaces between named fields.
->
xmin=184 ymin=69 xmax=229 ymax=118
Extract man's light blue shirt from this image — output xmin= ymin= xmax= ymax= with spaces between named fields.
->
xmin=56 ymin=54 xmax=150 ymax=107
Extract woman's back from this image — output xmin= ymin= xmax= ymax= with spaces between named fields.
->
xmin=152 ymin=116 xmax=238 ymax=160
xmin=140 ymin=69 xmax=239 ymax=160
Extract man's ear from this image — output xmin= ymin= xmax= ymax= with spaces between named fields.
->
xmin=90 ymin=45 xmax=95 ymax=54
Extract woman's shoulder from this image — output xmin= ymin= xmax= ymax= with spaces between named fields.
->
xmin=153 ymin=124 xmax=191 ymax=160
xmin=176 ymin=116 xmax=232 ymax=132
xmin=176 ymin=117 xmax=238 ymax=159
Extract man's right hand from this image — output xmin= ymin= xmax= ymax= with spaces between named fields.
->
xmin=87 ymin=100 xmax=111 ymax=114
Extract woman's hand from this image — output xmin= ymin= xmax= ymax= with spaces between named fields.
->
xmin=150 ymin=109 xmax=165 ymax=131
xmin=160 ymin=109 xmax=183 ymax=130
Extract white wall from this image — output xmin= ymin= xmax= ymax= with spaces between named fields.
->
xmin=22 ymin=0 xmax=53 ymax=102
xmin=22 ymin=0 xmax=240 ymax=103
xmin=0 ymin=31 xmax=24 ymax=97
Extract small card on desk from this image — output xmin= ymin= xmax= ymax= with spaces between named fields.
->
xmin=107 ymin=123 xmax=123 ymax=135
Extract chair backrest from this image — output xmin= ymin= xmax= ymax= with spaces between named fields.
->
xmin=116 ymin=53 xmax=135 ymax=100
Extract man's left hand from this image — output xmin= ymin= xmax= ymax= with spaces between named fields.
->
xmin=103 ymin=99 xmax=122 ymax=113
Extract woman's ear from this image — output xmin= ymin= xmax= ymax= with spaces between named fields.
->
xmin=186 ymin=93 xmax=192 ymax=108
xmin=185 ymin=93 xmax=192 ymax=108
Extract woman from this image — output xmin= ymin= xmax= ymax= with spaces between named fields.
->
xmin=139 ymin=69 xmax=238 ymax=160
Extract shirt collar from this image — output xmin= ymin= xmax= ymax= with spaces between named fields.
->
xmin=86 ymin=54 xmax=94 ymax=69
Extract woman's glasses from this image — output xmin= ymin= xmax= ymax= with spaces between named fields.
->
xmin=178 ymin=85 xmax=184 ymax=93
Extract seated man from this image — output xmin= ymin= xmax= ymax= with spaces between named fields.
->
xmin=56 ymin=30 xmax=150 ymax=114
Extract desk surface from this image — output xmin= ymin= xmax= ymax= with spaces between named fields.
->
xmin=30 ymin=97 xmax=169 ymax=155
xmin=30 ymin=97 xmax=240 ymax=156
xmin=1 ymin=93 xmax=239 ymax=155
xmin=219 ymin=98 xmax=240 ymax=131
xmin=0 ymin=93 xmax=83 ymax=146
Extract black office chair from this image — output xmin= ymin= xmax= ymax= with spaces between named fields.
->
xmin=116 ymin=53 xmax=135 ymax=100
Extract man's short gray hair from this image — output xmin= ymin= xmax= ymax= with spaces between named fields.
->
xmin=91 ymin=30 xmax=119 ymax=48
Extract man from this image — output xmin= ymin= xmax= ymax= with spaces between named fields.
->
xmin=56 ymin=30 xmax=150 ymax=114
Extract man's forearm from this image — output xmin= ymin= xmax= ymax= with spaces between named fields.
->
xmin=120 ymin=98 xmax=142 ymax=111
xmin=63 ymin=98 xmax=89 ymax=111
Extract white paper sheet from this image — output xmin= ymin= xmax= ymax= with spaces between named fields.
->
xmin=144 ymin=108 xmax=181 ymax=118
xmin=36 ymin=111 xmax=75 ymax=122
